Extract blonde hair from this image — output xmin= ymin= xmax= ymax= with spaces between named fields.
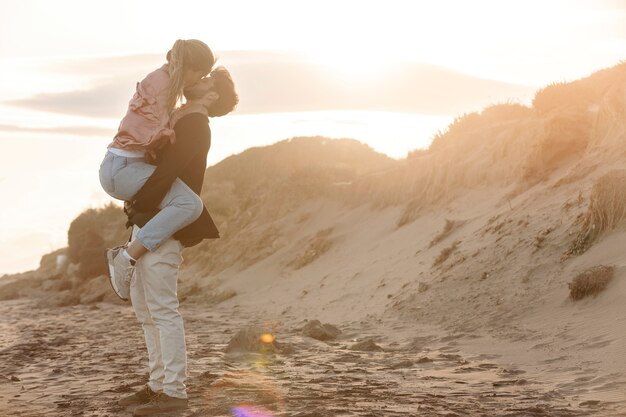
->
xmin=166 ymin=39 xmax=215 ymax=113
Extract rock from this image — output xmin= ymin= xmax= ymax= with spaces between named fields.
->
xmin=39 ymin=291 xmax=80 ymax=308
xmin=41 ymin=278 xmax=72 ymax=292
xmin=0 ymin=272 xmax=40 ymax=301
xmin=66 ymin=262 xmax=80 ymax=277
xmin=0 ymin=280 xmax=22 ymax=301
xmin=302 ymin=320 xmax=341 ymax=341
xmin=36 ymin=248 xmax=67 ymax=280
xmin=78 ymin=275 xmax=110 ymax=304
xmin=349 ymin=338 xmax=383 ymax=352
xmin=416 ymin=356 xmax=433 ymax=364
xmin=66 ymin=263 xmax=81 ymax=289
xmin=72 ymin=274 xmax=125 ymax=305
xmin=225 ymin=327 xmax=285 ymax=354
xmin=390 ymin=359 xmax=414 ymax=369
xmin=224 ymin=326 xmax=295 ymax=354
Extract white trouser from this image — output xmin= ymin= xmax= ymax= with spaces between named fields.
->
xmin=129 ymin=226 xmax=188 ymax=399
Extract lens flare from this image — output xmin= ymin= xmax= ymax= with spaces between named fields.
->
xmin=231 ymin=405 xmax=274 ymax=417
xmin=259 ymin=333 xmax=275 ymax=343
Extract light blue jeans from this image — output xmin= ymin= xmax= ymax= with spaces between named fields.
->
xmin=98 ymin=151 xmax=203 ymax=251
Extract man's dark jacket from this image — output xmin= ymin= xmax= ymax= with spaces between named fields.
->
xmin=127 ymin=112 xmax=219 ymax=247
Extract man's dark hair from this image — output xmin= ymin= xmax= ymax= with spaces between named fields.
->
xmin=207 ymin=66 xmax=238 ymax=117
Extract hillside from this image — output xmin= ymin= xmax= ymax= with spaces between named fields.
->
xmin=3 ymin=61 xmax=626 ymax=413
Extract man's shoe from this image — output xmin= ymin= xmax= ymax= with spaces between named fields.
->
xmin=104 ymin=245 xmax=135 ymax=301
xmin=118 ymin=385 xmax=158 ymax=406
xmin=133 ymin=392 xmax=188 ymax=416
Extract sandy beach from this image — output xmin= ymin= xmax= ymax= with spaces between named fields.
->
xmin=0 ymin=296 xmax=606 ymax=416
xmin=3 ymin=62 xmax=626 ymax=416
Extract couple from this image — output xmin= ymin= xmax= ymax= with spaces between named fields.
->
xmin=98 ymin=39 xmax=238 ymax=415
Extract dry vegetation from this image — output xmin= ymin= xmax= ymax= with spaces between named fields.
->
xmin=371 ymin=65 xmax=626 ymax=224
xmin=432 ymin=241 xmax=460 ymax=268
xmin=203 ymin=137 xmax=393 ymax=199
xmin=533 ymin=81 xmax=592 ymax=115
xmin=568 ymin=265 xmax=614 ymax=300
xmin=427 ymin=102 xmax=532 ymax=152
xmin=566 ymin=170 xmax=626 ymax=256
xmin=533 ymin=227 xmax=553 ymax=251
xmin=288 ymin=228 xmax=334 ymax=270
xmin=429 ymin=219 xmax=464 ymax=248
xmin=522 ymin=110 xmax=593 ymax=181
xmin=533 ymin=62 xmax=626 ymax=115
xmin=184 ymin=137 xmax=394 ymax=275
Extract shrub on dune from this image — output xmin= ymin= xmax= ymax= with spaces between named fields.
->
xmin=566 ymin=170 xmax=626 ymax=256
xmin=568 ymin=265 xmax=614 ymax=300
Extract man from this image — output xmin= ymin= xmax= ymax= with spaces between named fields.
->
xmin=109 ymin=68 xmax=238 ymax=416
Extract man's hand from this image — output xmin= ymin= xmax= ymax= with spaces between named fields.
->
xmin=124 ymin=200 xmax=160 ymax=229
xmin=124 ymin=200 xmax=137 ymax=218
xmin=144 ymin=150 xmax=158 ymax=164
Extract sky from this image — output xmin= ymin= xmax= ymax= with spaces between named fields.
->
xmin=0 ymin=0 xmax=625 ymax=274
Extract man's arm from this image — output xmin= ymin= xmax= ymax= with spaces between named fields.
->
xmin=132 ymin=113 xmax=208 ymax=212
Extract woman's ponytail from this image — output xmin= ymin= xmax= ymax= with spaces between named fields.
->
xmin=166 ymin=39 xmax=186 ymax=113
xmin=166 ymin=39 xmax=215 ymax=114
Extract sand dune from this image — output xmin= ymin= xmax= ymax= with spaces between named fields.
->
xmin=2 ymin=62 xmax=626 ymax=415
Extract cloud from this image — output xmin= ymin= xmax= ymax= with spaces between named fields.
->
xmin=5 ymin=76 xmax=137 ymax=119
xmin=46 ymin=53 xmax=163 ymax=76
xmin=232 ymin=60 xmax=536 ymax=115
xmin=44 ymin=51 xmax=302 ymax=74
xmin=5 ymin=51 xmax=537 ymax=119
xmin=0 ymin=123 xmax=114 ymax=137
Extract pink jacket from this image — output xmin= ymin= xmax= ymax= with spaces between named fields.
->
xmin=109 ymin=65 xmax=175 ymax=151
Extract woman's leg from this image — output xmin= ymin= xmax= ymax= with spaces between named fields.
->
xmin=126 ymin=239 xmax=149 ymax=260
xmin=98 ymin=152 xmax=138 ymax=200
xmin=101 ymin=152 xmax=203 ymax=252
xmin=133 ymin=179 xmax=203 ymax=252
xmin=101 ymin=151 xmax=201 ymax=301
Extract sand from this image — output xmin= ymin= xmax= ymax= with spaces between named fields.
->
xmin=0 ymin=298 xmax=592 ymax=416
xmin=4 ymin=163 xmax=626 ymax=416
xmin=3 ymin=167 xmax=626 ymax=416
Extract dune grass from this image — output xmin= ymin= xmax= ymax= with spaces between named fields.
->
xmin=568 ymin=265 xmax=614 ymax=300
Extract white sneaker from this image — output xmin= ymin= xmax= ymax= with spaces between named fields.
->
xmin=104 ymin=246 xmax=135 ymax=301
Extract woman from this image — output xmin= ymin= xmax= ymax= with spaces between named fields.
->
xmin=100 ymin=39 xmax=215 ymax=302
xmin=112 ymin=68 xmax=238 ymax=415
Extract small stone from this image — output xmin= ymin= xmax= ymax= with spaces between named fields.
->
xmin=390 ymin=360 xmax=414 ymax=369
xmin=302 ymin=320 xmax=341 ymax=341
xmin=350 ymin=339 xmax=383 ymax=352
